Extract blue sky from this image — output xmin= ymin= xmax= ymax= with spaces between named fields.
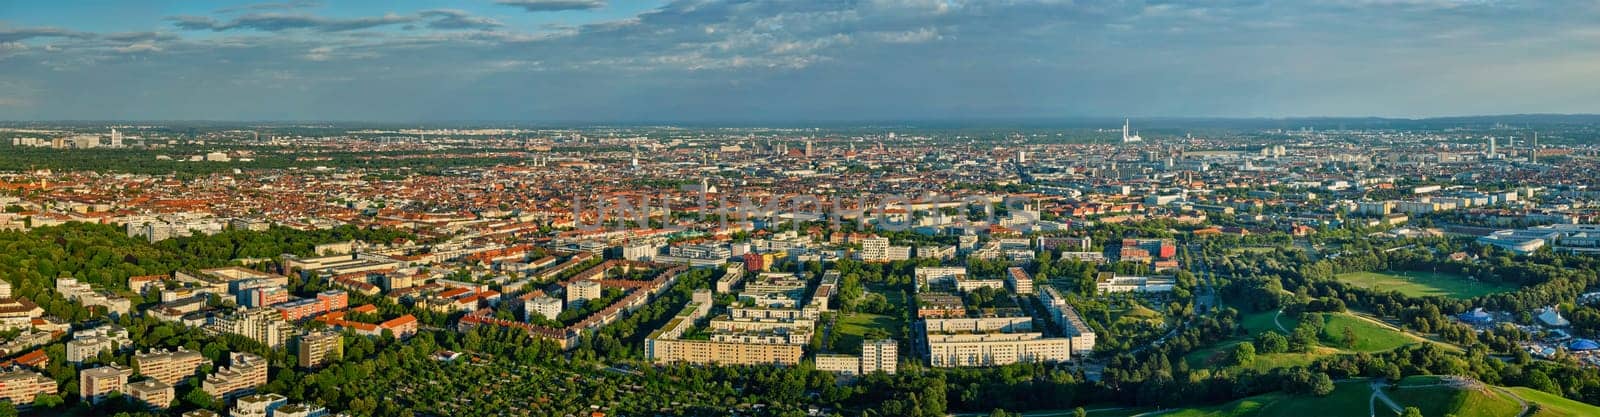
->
xmin=1 ymin=0 xmax=1598 ymax=122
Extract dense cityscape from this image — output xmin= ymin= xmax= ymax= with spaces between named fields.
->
xmin=5 ymin=1 xmax=1600 ymax=416
xmin=0 ymin=117 xmax=1594 ymax=417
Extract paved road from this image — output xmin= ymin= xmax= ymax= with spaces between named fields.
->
xmin=1369 ymin=380 xmax=1402 ymax=417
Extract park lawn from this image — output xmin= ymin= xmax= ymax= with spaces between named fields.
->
xmin=1312 ymin=313 xmax=1424 ymax=353
xmin=1335 ymin=270 xmax=1517 ymax=299
xmin=1115 ymin=304 xmax=1165 ymax=324
xmin=1185 ymin=310 xmax=1303 ymax=370
xmin=1153 ymin=380 xmax=1372 ymax=417
xmin=1228 ymin=247 xmax=1278 ymax=254
xmin=1507 ymin=387 xmax=1600 ymax=417
xmin=835 ymin=312 xmax=901 ymax=354
xmin=955 ymin=407 xmax=1156 ymax=417
xmin=1389 ymin=378 xmax=1523 ymax=417
xmin=1183 ymin=340 xmax=1331 ymax=372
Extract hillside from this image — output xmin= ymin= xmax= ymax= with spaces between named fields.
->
xmin=1150 ymin=376 xmax=1600 ymax=417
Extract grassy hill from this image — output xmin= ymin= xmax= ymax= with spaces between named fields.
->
xmin=1151 ymin=376 xmax=1600 ymax=417
xmin=1335 ymin=270 xmax=1517 ymax=299
xmin=1506 ymin=386 xmax=1600 ymax=417
xmin=1185 ymin=311 xmax=1435 ymax=371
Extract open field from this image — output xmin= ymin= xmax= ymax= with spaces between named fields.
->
xmin=1335 ymin=270 xmax=1517 ymax=299
xmin=1507 ymin=387 xmax=1600 ymax=417
xmin=1154 ymin=376 xmax=1529 ymax=417
xmin=834 ymin=312 xmax=901 ymax=354
xmin=1187 ymin=311 xmax=1427 ymax=370
xmin=1153 ymin=380 xmax=1373 ymax=417
xmin=1312 ymin=312 xmax=1423 ymax=353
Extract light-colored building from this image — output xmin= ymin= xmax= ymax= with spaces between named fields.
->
xmin=203 ymin=352 xmax=269 ymax=400
xmin=0 ymin=296 xmax=42 ymax=331
xmin=229 ymin=393 xmax=288 ymax=417
xmin=524 ymin=296 xmax=563 ymax=321
xmin=79 ymin=365 xmax=133 ymax=404
xmin=207 ymin=308 xmax=299 ymax=349
xmin=1005 ymin=267 xmax=1034 ymax=295
xmin=126 ymin=379 xmax=174 ymax=410
xmin=925 ymin=333 xmax=1071 ymax=367
xmin=297 ymin=331 xmax=343 ymax=369
xmin=861 ymin=339 xmax=898 ymax=374
xmin=1094 ymin=273 xmax=1176 ymax=294
xmin=565 ymin=280 xmax=602 ymax=305
xmin=273 ymin=402 xmax=330 ymax=417
xmin=67 ymin=324 xmax=131 ymax=363
xmin=0 ymin=369 xmax=56 ymax=407
xmin=134 ymin=348 xmax=207 ymax=386
xmin=860 ymin=236 xmax=889 ymax=262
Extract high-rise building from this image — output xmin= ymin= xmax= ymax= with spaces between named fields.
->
xmin=202 ymin=352 xmax=269 ymax=400
xmin=1122 ymin=119 xmax=1143 ymax=143
xmin=67 ymin=324 xmax=131 ymax=363
xmin=228 ymin=393 xmax=288 ymax=417
xmin=134 ymin=347 xmax=207 ymax=386
xmin=0 ymin=369 xmax=56 ymax=407
xmin=126 ymin=379 xmax=174 ymax=410
xmin=525 ymin=296 xmax=563 ymax=321
xmin=79 ymin=365 xmax=132 ymax=404
xmin=566 ymin=280 xmax=602 ymax=305
xmin=297 ymin=331 xmax=343 ymax=369
xmin=207 ymin=308 xmax=299 ymax=348
xmin=861 ymin=339 xmax=898 ymax=375
xmin=860 ymin=236 xmax=889 ymax=262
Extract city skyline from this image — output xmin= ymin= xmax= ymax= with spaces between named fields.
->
xmin=3 ymin=0 xmax=1599 ymax=122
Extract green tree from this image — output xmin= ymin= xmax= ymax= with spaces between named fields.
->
xmin=1231 ymin=342 xmax=1256 ymax=367
xmin=1402 ymin=406 xmax=1423 ymax=417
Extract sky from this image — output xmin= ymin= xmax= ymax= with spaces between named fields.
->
xmin=1 ymin=0 xmax=1598 ymax=122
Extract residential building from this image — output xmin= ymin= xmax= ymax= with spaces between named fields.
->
xmin=207 ymin=308 xmax=299 ymax=348
xmin=229 ymin=393 xmax=288 ymax=417
xmin=80 ymin=365 xmax=133 ymax=404
xmin=202 ymin=352 xmax=269 ymax=400
xmin=66 ymin=324 xmax=131 ymax=363
xmin=0 ymin=369 xmax=55 ymax=407
xmin=566 ymin=280 xmax=602 ymax=305
xmin=525 ymin=296 xmax=562 ymax=321
xmin=297 ymin=331 xmax=343 ymax=369
xmin=134 ymin=348 xmax=207 ymax=386
xmin=861 ymin=339 xmax=898 ymax=374
xmin=126 ymin=379 xmax=174 ymax=410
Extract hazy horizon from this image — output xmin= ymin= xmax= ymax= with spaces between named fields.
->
xmin=3 ymin=0 xmax=1599 ymax=121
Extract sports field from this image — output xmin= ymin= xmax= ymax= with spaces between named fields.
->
xmin=1335 ymin=270 xmax=1516 ymax=299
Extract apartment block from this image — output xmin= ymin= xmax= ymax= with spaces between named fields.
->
xmin=524 ymin=296 xmax=562 ymax=321
xmin=0 ymin=369 xmax=55 ymax=407
xmin=297 ymin=331 xmax=343 ymax=369
xmin=202 ymin=352 xmax=269 ymax=400
xmin=79 ymin=365 xmax=133 ymax=404
xmin=126 ymin=379 xmax=174 ymax=410
xmin=229 ymin=393 xmax=288 ymax=417
xmin=134 ymin=348 xmax=207 ymax=386
xmin=208 ymin=308 xmax=299 ymax=349
xmin=66 ymin=324 xmax=131 ymax=363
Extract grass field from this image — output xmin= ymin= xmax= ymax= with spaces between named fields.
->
xmin=833 ymin=285 xmax=907 ymax=354
xmin=1312 ymin=313 xmax=1423 ymax=353
xmin=1507 ymin=387 xmax=1600 ymax=417
xmin=1335 ymin=270 xmax=1516 ymax=299
xmin=1154 ymin=376 xmax=1530 ymax=417
xmin=1186 ymin=311 xmax=1425 ymax=370
xmin=1389 ymin=376 xmax=1523 ymax=417
xmin=834 ymin=312 xmax=901 ymax=354
xmin=1228 ymin=247 xmax=1279 ymax=254
xmin=1154 ymin=380 xmax=1373 ymax=417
